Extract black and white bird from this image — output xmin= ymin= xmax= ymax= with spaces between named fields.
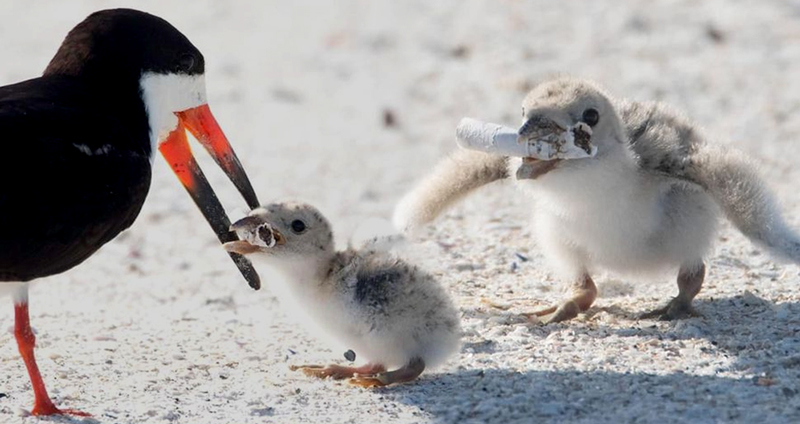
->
xmin=394 ymin=76 xmax=800 ymax=324
xmin=0 ymin=9 xmax=260 ymax=416
xmin=225 ymin=201 xmax=461 ymax=387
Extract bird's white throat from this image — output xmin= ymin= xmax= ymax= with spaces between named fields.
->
xmin=139 ymin=72 xmax=207 ymax=160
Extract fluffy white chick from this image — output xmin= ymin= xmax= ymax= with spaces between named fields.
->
xmin=225 ymin=201 xmax=460 ymax=387
xmin=395 ymin=76 xmax=800 ymax=323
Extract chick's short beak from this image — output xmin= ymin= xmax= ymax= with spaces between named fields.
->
xmin=515 ymin=114 xmax=565 ymax=180
xmin=223 ymin=240 xmax=261 ymax=255
xmin=224 ymin=215 xmax=285 ymax=255
xmin=224 ymin=216 xmax=262 ymax=255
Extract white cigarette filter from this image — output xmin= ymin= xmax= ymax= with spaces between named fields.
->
xmin=455 ymin=117 xmax=597 ymax=160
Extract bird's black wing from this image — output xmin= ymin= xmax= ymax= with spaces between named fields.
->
xmin=0 ymin=78 xmax=152 ymax=281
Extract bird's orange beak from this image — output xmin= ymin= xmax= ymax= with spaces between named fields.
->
xmin=159 ymin=103 xmax=261 ymax=290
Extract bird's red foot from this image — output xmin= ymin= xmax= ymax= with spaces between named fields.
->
xmin=31 ymin=399 xmax=91 ymax=417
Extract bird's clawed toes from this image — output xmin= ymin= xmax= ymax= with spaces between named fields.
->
xmin=290 ymin=364 xmax=335 ymax=379
xmin=640 ymin=299 xmax=702 ymax=321
xmin=290 ymin=364 xmax=368 ymax=380
xmin=349 ymin=374 xmax=389 ymax=388
xmin=29 ymin=402 xmax=92 ymax=418
xmin=51 ymin=408 xmax=92 ymax=418
xmin=523 ymin=300 xmax=581 ymax=324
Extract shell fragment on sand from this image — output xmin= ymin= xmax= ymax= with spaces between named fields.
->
xmin=455 ymin=117 xmax=597 ymax=160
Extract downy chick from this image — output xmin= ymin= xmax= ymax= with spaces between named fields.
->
xmin=394 ymin=76 xmax=800 ymax=323
xmin=224 ymin=201 xmax=461 ymax=387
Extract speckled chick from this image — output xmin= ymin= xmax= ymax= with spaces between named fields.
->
xmin=224 ymin=201 xmax=461 ymax=387
xmin=394 ymin=76 xmax=800 ymax=323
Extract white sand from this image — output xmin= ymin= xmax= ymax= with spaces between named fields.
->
xmin=2 ymin=1 xmax=800 ymax=423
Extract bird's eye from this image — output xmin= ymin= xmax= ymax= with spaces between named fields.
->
xmin=176 ymin=53 xmax=196 ymax=73
xmin=290 ymin=220 xmax=307 ymax=234
xmin=582 ymin=108 xmax=600 ymax=127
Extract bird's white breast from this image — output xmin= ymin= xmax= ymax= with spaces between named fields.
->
xmin=513 ymin=154 xmax=718 ymax=277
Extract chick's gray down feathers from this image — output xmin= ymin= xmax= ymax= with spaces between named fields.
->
xmin=329 ymin=249 xmax=461 ymax=369
xmin=230 ymin=201 xmax=461 ymax=374
xmin=623 ymin=99 xmax=800 ymax=263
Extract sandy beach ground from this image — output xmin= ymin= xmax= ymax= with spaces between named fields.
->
xmin=2 ymin=1 xmax=800 ymax=423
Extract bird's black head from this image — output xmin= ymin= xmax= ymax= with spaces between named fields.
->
xmin=44 ymin=8 xmax=204 ymax=80
xmin=39 ymin=9 xmax=263 ymax=290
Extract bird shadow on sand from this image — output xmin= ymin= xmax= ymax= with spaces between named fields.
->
xmin=470 ymin=291 xmax=800 ymax=374
xmin=378 ymin=366 xmax=799 ymax=424
xmin=587 ymin=292 xmax=800 ymax=374
xmin=378 ymin=292 xmax=800 ymax=423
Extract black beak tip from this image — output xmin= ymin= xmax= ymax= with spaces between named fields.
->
xmin=230 ymin=251 xmax=261 ymax=290
xmin=246 ymin=271 xmax=261 ymax=291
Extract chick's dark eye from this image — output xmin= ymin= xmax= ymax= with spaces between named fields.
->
xmin=176 ymin=53 xmax=196 ymax=73
xmin=290 ymin=220 xmax=307 ymax=234
xmin=582 ymin=108 xmax=600 ymax=127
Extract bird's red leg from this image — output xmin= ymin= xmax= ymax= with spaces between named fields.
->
xmin=13 ymin=296 xmax=90 ymax=417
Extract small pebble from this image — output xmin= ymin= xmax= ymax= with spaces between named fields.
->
xmin=452 ymin=262 xmax=479 ymax=271
xmin=344 ymin=349 xmax=356 ymax=362
xmin=449 ymin=45 xmax=470 ymax=58
xmin=705 ymin=25 xmax=726 ymax=43
xmin=382 ymin=109 xmax=397 ymax=128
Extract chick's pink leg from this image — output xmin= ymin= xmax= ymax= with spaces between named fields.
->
xmin=524 ymin=274 xmax=597 ymax=324
xmin=290 ymin=363 xmax=386 ymax=380
xmin=350 ymin=357 xmax=425 ymax=388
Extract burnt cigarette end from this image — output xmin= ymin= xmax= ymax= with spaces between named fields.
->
xmin=572 ymin=126 xmax=593 ymax=154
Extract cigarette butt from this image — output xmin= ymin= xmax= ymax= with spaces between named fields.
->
xmin=455 ymin=117 xmax=596 ymax=160
xmin=455 ymin=118 xmax=529 ymax=157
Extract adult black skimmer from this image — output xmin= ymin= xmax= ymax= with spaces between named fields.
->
xmin=0 ymin=9 xmax=261 ymax=416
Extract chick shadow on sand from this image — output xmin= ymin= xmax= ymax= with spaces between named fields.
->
xmin=379 ymin=366 xmax=799 ymax=424
xmin=589 ymin=292 xmax=800 ymax=369
xmin=4 ymin=295 xmax=797 ymax=424
xmin=378 ymin=293 xmax=800 ymax=424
